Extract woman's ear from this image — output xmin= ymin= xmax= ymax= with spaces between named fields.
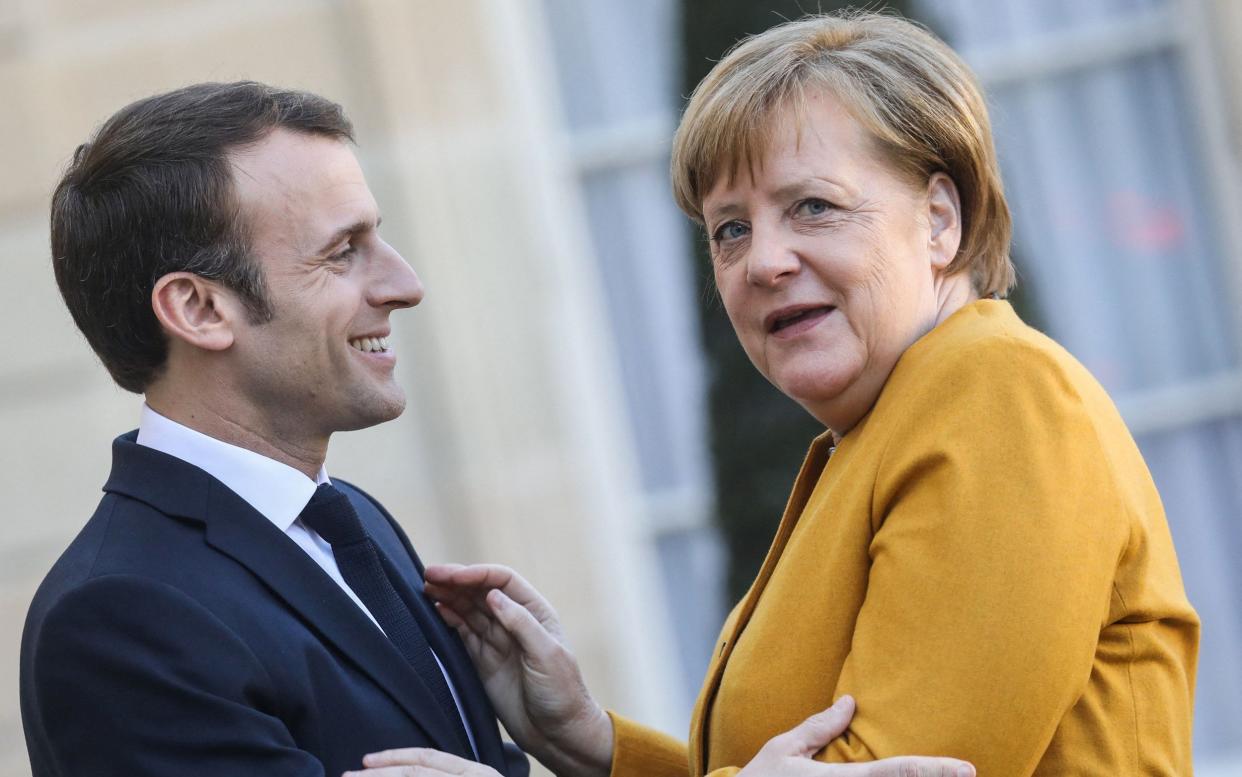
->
xmin=926 ymin=172 xmax=962 ymax=271
xmin=151 ymin=272 xmax=238 ymax=352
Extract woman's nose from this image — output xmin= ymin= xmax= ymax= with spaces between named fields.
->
xmin=745 ymin=229 xmax=800 ymax=287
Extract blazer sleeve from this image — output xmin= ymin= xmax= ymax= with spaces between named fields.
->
xmin=607 ymin=711 xmax=690 ymax=777
xmin=816 ymin=341 xmax=1131 ymax=775
xmin=29 ymin=574 xmax=324 ymax=777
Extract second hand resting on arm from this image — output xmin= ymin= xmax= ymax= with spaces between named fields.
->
xmin=392 ymin=563 xmax=975 ymax=777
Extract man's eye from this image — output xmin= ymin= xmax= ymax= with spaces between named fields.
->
xmin=332 ymin=244 xmax=358 ymax=261
xmin=712 ymin=221 xmax=749 ymax=242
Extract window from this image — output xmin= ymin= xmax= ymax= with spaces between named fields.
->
xmin=920 ymin=0 xmax=1242 ymax=765
xmin=540 ymin=0 xmax=724 ymax=723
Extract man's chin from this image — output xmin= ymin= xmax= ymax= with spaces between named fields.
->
xmin=338 ymin=391 xmax=406 ymax=432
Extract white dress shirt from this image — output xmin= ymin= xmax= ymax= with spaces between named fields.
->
xmin=136 ymin=404 xmax=478 ymax=755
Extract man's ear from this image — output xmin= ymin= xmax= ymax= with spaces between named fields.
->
xmin=926 ymin=172 xmax=962 ymax=271
xmin=151 ymin=272 xmax=238 ymax=352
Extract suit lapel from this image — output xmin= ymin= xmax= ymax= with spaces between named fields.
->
xmin=359 ymin=494 xmax=510 ymax=772
xmin=203 ymin=484 xmax=475 ymax=758
xmin=103 ymin=435 xmax=472 ymax=757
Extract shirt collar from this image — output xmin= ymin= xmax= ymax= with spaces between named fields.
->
xmin=135 ymin=404 xmax=329 ymax=532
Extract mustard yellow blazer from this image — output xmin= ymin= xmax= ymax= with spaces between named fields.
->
xmin=608 ymin=300 xmax=1198 ymax=777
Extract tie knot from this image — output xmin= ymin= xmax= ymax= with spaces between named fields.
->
xmin=300 ymin=483 xmax=367 ymax=546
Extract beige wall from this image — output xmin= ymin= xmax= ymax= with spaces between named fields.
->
xmin=0 ymin=1 xmax=682 ymax=775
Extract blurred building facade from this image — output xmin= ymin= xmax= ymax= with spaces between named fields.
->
xmin=916 ymin=0 xmax=1242 ymax=768
xmin=0 ymin=1 xmax=1239 ymax=775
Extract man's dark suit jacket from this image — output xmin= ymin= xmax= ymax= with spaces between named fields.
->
xmin=20 ymin=432 xmax=529 ymax=777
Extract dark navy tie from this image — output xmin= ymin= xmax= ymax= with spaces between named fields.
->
xmin=299 ymin=483 xmax=472 ymax=755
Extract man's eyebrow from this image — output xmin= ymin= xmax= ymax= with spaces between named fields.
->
xmin=315 ymin=215 xmax=383 ymax=256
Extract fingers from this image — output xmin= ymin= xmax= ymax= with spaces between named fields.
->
xmin=426 ymin=564 xmax=563 ymax=649
xmin=433 ymin=601 xmax=466 ymax=630
xmin=426 ymin=565 xmax=553 ymax=620
xmin=425 ymin=576 xmax=518 ymax=659
xmin=425 ymin=563 xmax=517 ymax=591
xmin=432 ymin=588 xmax=503 ymax=638
xmin=363 ymin=748 xmax=463 ymax=770
xmin=424 ymin=565 xmax=524 ymax=634
xmin=862 ymin=757 xmax=975 ymax=777
xmin=343 ymin=747 xmax=500 ymax=776
xmin=746 ymin=697 xmax=975 ymax=777
xmin=432 ymin=582 xmax=562 ymax=668
xmin=764 ymin=695 xmax=856 ymax=758
xmin=485 ymin=588 xmax=560 ymax=660
xmin=432 ymin=603 xmax=490 ymax=663
xmin=423 ymin=562 xmax=464 ymax=581
xmin=434 ymin=600 xmax=517 ymax=668
xmin=424 ymin=580 xmax=491 ymax=617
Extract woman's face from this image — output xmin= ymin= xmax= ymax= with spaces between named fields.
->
xmin=702 ymin=90 xmax=965 ymax=434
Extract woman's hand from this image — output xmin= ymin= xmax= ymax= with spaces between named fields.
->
xmin=741 ymin=696 xmax=975 ymax=777
xmin=424 ymin=564 xmax=612 ymax=777
xmin=344 ymin=748 xmax=501 ymax=776
xmin=340 ymin=698 xmax=972 ymax=777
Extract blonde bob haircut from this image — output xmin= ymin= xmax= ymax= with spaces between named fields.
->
xmin=671 ymin=11 xmax=1016 ymax=297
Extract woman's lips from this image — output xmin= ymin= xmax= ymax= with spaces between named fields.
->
xmin=770 ymin=306 xmax=834 ymax=338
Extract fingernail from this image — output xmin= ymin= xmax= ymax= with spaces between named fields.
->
xmin=958 ymin=765 xmax=975 ymax=777
xmin=835 ymin=694 xmax=854 ymax=707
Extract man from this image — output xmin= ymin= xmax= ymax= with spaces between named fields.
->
xmin=20 ymin=81 xmax=528 ymax=777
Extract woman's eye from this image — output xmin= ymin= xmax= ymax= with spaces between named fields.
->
xmin=712 ymin=221 xmax=749 ymax=242
xmin=799 ymin=198 xmax=832 ymax=216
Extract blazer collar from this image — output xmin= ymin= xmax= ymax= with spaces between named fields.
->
xmin=136 ymin=405 xmax=327 ymax=532
xmin=689 ymin=433 xmax=836 ymax=773
xmin=103 ymin=432 xmax=477 ymax=759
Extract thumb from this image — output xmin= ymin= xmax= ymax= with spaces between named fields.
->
xmin=487 ymin=588 xmax=560 ymax=660
xmin=775 ymin=695 xmax=856 ymax=757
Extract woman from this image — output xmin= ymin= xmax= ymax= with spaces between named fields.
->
xmin=352 ymin=11 xmax=1198 ymax=777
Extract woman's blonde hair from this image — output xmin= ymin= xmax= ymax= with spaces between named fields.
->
xmin=671 ymin=11 xmax=1015 ymax=296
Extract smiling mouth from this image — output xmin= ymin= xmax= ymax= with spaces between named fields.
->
xmin=770 ymin=306 xmax=834 ymax=334
xmin=349 ymin=336 xmax=390 ymax=353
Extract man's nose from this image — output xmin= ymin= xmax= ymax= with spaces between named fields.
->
xmin=370 ymin=241 xmax=424 ymax=309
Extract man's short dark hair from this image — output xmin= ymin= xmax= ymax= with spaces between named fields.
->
xmin=50 ymin=81 xmax=355 ymax=393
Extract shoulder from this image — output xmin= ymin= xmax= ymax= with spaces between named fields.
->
xmin=866 ymin=302 xmax=1140 ymax=548
xmin=866 ymin=300 xmax=1145 ymax=504
xmin=911 ymin=300 xmax=1083 ymax=383
xmin=25 ymin=572 xmax=264 ymax=684
xmin=881 ymin=300 xmax=1110 ymax=435
xmin=37 ymin=572 xmax=230 ymax=630
xmin=26 ymin=488 xmax=278 ymax=663
xmin=26 ymin=492 xmax=177 ymax=623
xmin=21 ymin=572 xmax=279 ymax=772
